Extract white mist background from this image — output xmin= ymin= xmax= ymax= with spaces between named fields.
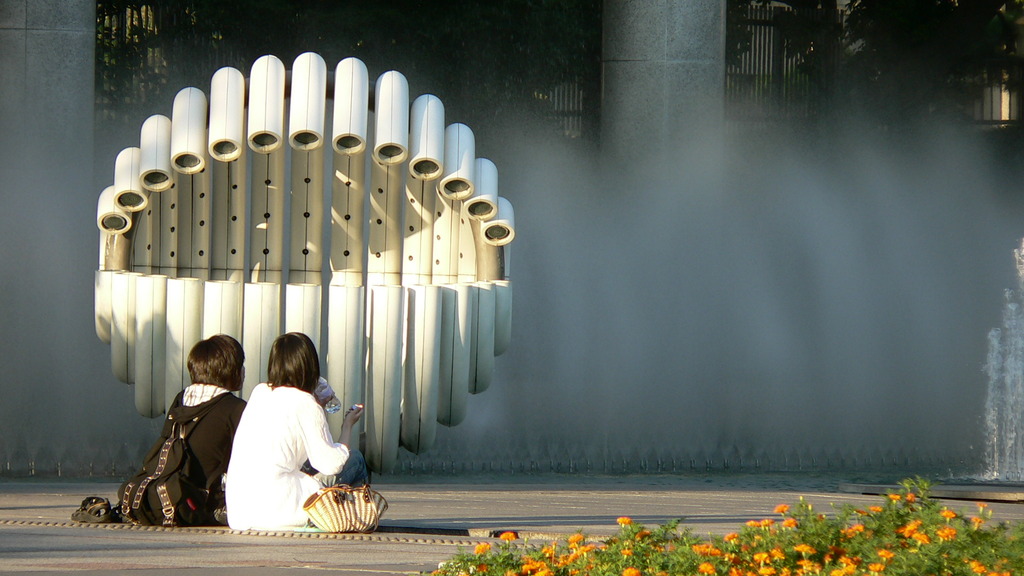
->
xmin=2 ymin=47 xmax=1023 ymax=475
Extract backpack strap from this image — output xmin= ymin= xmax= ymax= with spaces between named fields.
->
xmin=122 ymin=398 xmax=222 ymax=525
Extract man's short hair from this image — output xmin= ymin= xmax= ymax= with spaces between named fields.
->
xmin=187 ymin=334 xmax=245 ymax=391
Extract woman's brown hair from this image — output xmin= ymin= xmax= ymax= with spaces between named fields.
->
xmin=267 ymin=332 xmax=320 ymax=394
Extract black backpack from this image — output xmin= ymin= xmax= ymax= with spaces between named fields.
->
xmin=117 ymin=393 xmax=225 ymax=526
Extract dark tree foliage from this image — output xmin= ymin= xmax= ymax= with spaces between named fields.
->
xmin=841 ymin=0 xmax=1020 ymax=125
xmin=96 ymin=0 xmax=602 ymax=141
xmin=725 ymin=0 xmax=1024 ymax=129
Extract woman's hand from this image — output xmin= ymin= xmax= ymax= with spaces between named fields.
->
xmin=343 ymin=404 xmax=364 ymax=427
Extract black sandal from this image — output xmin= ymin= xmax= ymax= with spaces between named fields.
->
xmin=71 ymin=496 xmax=114 ymax=523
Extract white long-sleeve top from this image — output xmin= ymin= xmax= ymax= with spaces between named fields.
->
xmin=225 ymin=383 xmax=349 ymax=530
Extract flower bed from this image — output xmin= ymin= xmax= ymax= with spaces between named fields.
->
xmin=433 ymin=479 xmax=1024 ymax=576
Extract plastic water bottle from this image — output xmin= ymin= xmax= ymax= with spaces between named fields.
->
xmin=315 ymin=377 xmax=342 ymax=414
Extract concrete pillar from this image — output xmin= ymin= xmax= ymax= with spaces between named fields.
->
xmin=0 ymin=0 xmax=109 ymax=475
xmin=601 ymin=0 xmax=726 ymax=166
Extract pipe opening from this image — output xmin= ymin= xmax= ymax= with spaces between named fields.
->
xmin=293 ymin=131 xmax=319 ymax=147
xmin=251 ymin=132 xmax=279 ymax=150
xmin=174 ymin=154 xmax=201 ymax=169
xmin=336 ymin=135 xmax=362 ymax=150
xmin=213 ymin=141 xmax=238 ymax=156
xmin=444 ymin=179 xmax=470 ymax=195
xmin=485 ymin=226 xmax=510 ymax=241
xmin=102 ymin=214 xmax=129 ymax=232
xmin=413 ymin=159 xmax=440 ymax=177
xmin=143 ymin=171 xmax=169 ymax=186
xmin=117 ymin=191 xmax=145 ymax=208
xmin=468 ymin=202 xmax=495 ymax=218
xmin=378 ymin=144 xmax=403 ymax=159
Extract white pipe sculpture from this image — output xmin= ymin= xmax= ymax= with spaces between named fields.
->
xmin=92 ymin=53 xmax=518 ymax=474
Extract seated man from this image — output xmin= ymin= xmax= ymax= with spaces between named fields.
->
xmin=75 ymin=334 xmax=247 ymax=526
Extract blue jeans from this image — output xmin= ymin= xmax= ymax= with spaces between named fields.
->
xmin=309 ymin=449 xmax=369 ymax=488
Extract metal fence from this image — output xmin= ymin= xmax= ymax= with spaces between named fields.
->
xmin=726 ymin=5 xmax=843 ymax=125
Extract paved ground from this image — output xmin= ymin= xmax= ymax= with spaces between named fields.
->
xmin=2 ymin=474 xmax=1023 ymax=575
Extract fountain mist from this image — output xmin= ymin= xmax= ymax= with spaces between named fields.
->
xmin=983 ymin=241 xmax=1024 ymax=481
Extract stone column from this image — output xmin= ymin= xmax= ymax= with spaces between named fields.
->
xmin=0 ymin=0 xmax=103 ymax=475
xmin=601 ymin=0 xmax=726 ymax=166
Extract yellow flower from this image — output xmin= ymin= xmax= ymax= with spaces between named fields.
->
xmin=753 ymin=552 xmax=771 ymax=564
xmin=499 ymin=532 xmax=517 ymax=542
xmin=724 ymin=533 xmax=739 ymax=543
xmin=940 ymin=508 xmax=957 ymax=520
xmin=622 ymin=568 xmax=641 ymax=576
xmin=617 ymin=516 xmax=633 ymax=526
xmin=474 ymin=543 xmax=491 ymax=555
xmin=698 ymin=562 xmax=716 ymax=575
xmin=758 ymin=568 xmax=776 ymax=576
xmin=774 ymin=504 xmax=790 ymax=514
xmin=936 ymin=526 xmax=957 ymax=541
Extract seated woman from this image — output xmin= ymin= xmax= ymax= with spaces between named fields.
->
xmin=117 ymin=334 xmax=247 ymax=525
xmin=225 ymin=332 xmax=368 ymax=531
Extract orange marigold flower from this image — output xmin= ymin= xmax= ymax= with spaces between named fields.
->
xmin=911 ymin=532 xmax=930 ymax=545
xmin=782 ymin=518 xmax=798 ymax=528
xmin=724 ymin=533 xmax=740 ymax=543
xmin=759 ymin=568 xmax=776 ymax=576
xmin=842 ymin=524 xmax=865 ymax=538
xmin=475 ymin=543 xmax=491 ymax=555
xmin=636 ymin=530 xmax=652 ymax=539
xmin=617 ymin=517 xmax=633 ymax=526
xmin=905 ymin=493 xmax=917 ymax=503
xmin=499 ymin=532 xmax=517 ymax=542
xmin=936 ymin=526 xmax=957 ymax=541
xmin=876 ymin=549 xmax=895 ymax=560
xmin=887 ymin=494 xmax=902 ymax=501
xmin=622 ymin=568 xmax=641 ymax=576
xmin=794 ymin=544 xmax=816 ymax=555
xmin=774 ymin=504 xmax=790 ymax=514
xmin=976 ymin=502 xmax=989 ymax=509
xmin=568 ymin=533 xmax=585 ymax=546
xmin=868 ymin=563 xmax=886 ymax=573
xmin=940 ymin=509 xmax=957 ymax=520
xmin=746 ymin=520 xmax=762 ymax=528
xmin=969 ymin=560 xmax=987 ymax=574
xmin=896 ymin=520 xmax=922 ymax=537
xmin=693 ymin=544 xmax=723 ymax=556
xmin=753 ymin=552 xmax=770 ymax=564
xmin=972 ymin=516 xmax=985 ymax=528
xmin=869 ymin=506 xmax=883 ymax=513
xmin=621 ymin=549 xmax=633 ymax=557
xmin=698 ymin=562 xmax=716 ymax=575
